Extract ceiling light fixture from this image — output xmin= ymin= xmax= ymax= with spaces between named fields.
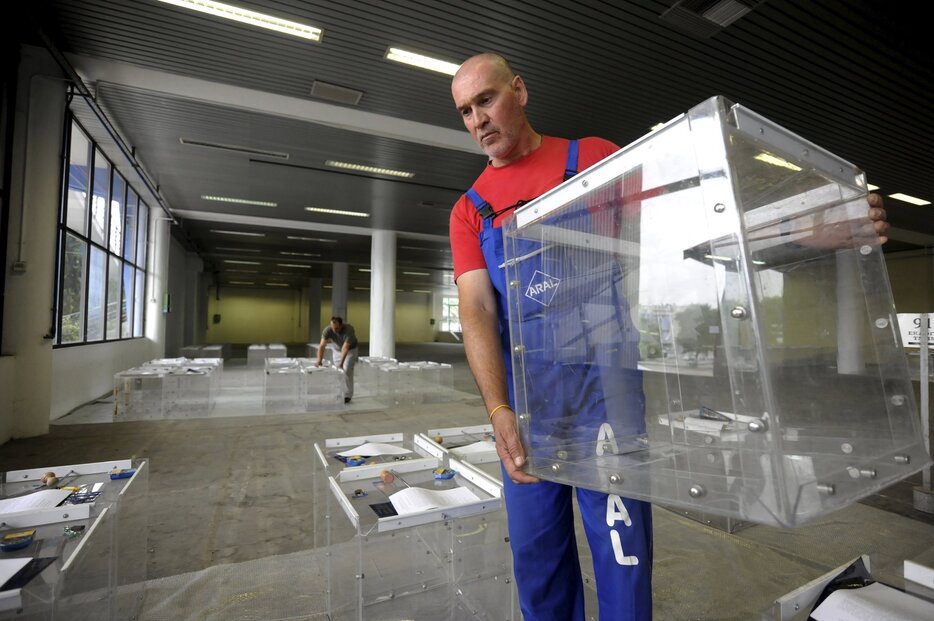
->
xmin=179 ymin=138 xmax=289 ymax=159
xmin=226 ymin=269 xmax=258 ymax=273
xmin=325 ymin=160 xmax=414 ymax=178
xmin=353 ymin=287 xmax=370 ymax=291
xmin=384 ymin=47 xmax=460 ymax=76
xmin=211 ymin=229 xmax=265 ymax=237
xmin=403 ymin=271 xmax=430 ymax=276
xmin=156 ymin=0 xmax=322 ymax=41
xmin=412 ymin=289 xmax=432 ymax=294
xmin=265 ymin=282 xmax=290 ymax=287
xmin=224 ymin=259 xmax=261 ymax=265
xmin=202 ymin=195 xmax=277 ymax=207
xmin=287 ymin=235 xmax=337 ymax=243
xmin=305 ymin=206 xmax=370 ymax=218
xmin=358 ymin=268 xmax=371 ymax=273
xmin=228 ymin=281 xmax=254 ymax=285
xmin=888 ymin=192 xmax=931 ymax=206
xmin=216 ymin=247 xmax=261 ymax=252
xmin=867 ymin=184 xmax=880 ymax=191
xmin=277 ymin=263 xmax=312 ymax=268
xmin=280 ymin=251 xmax=320 ymax=257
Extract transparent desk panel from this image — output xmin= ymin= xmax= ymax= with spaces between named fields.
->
xmin=503 ymin=95 xmax=930 ymax=527
xmin=421 ymin=425 xmax=501 ymax=482
xmin=324 ymin=454 xmax=514 ymax=621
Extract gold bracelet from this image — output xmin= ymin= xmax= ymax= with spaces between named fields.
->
xmin=488 ymin=403 xmax=511 ymax=422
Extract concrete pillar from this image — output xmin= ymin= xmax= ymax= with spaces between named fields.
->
xmin=307 ymin=277 xmax=323 ymax=342
xmin=332 ymin=262 xmax=348 ymax=320
xmin=369 ymin=230 xmax=396 ymax=358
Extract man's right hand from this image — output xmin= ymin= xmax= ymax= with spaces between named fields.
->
xmin=491 ymin=406 xmax=539 ymax=484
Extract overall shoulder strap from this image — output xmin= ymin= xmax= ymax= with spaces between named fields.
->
xmin=563 ymin=138 xmax=580 ymax=181
xmin=465 ymin=187 xmax=494 ymax=219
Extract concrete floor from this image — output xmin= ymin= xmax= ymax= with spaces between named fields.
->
xmin=0 ymin=342 xmax=932 ymax=620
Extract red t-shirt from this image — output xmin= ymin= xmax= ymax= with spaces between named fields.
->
xmin=449 ymin=135 xmax=619 ymax=281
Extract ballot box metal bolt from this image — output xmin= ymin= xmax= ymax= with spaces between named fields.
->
xmin=748 ymin=418 xmax=768 ymax=433
xmin=609 ymin=473 xmax=623 ymax=484
xmin=689 ymin=484 xmax=706 ymax=498
xmin=730 ymin=306 xmax=748 ymax=320
xmin=551 ymin=463 xmax=561 ymax=472
xmin=894 ymin=455 xmax=911 ymax=464
xmin=603 ymin=442 xmax=616 ymax=453
xmin=860 ymin=244 xmax=873 ymax=255
xmin=509 ymin=279 xmax=519 ymax=287
xmin=513 ymin=345 xmax=525 ymax=353
xmin=518 ymin=413 xmax=529 ymax=422
xmin=816 ymin=483 xmax=835 ymax=495
xmin=875 ymin=317 xmax=889 ymax=329
xmin=841 ymin=443 xmax=854 ymax=454
xmin=859 ymin=468 xmax=877 ymax=479
xmin=891 ymin=394 xmax=907 ymax=406
xmin=713 ymin=202 xmax=726 ymax=213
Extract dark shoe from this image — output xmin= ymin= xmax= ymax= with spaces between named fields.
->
xmin=344 ymin=397 xmax=351 ymax=403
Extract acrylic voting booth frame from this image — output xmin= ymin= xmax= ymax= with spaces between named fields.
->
xmin=0 ymin=459 xmax=148 ymax=620
xmin=502 ymin=95 xmax=931 ymax=528
xmin=314 ymin=434 xmax=516 ymax=621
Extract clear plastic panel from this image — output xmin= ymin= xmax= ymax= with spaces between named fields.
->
xmin=303 ymin=366 xmax=345 ymax=410
xmin=355 ymin=357 xmax=397 ymax=398
xmin=113 ymin=460 xmax=147 ymax=620
xmin=503 ymin=95 xmax=930 ymax=527
xmin=263 ymin=367 xmax=304 ymax=414
xmin=53 ymin=506 xmax=115 ymax=620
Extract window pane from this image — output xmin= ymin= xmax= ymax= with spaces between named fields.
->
xmin=106 ymin=255 xmax=122 ymax=339
xmin=136 ymin=201 xmax=149 ymax=267
xmin=124 ymin=188 xmax=138 ymax=263
xmin=90 ymin=149 xmax=110 ymax=246
xmin=66 ymin=123 xmax=90 ymax=235
xmin=109 ymin=172 xmax=125 ymax=254
xmin=441 ymin=297 xmax=461 ymax=332
xmin=121 ymin=265 xmax=134 ymax=338
xmin=134 ymin=268 xmax=145 ymax=337
xmin=87 ymin=247 xmax=106 ymax=341
xmin=60 ymin=233 xmax=87 ymax=344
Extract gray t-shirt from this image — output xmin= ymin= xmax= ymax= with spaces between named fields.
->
xmin=321 ymin=324 xmax=357 ymax=350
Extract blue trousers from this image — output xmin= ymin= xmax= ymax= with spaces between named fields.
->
xmin=502 ymin=472 xmax=653 ymax=621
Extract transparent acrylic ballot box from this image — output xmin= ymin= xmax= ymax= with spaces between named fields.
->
xmin=0 ymin=459 xmax=148 ymax=620
xmin=301 ymin=362 xmax=344 ymax=410
xmin=320 ymin=445 xmax=516 ymax=621
xmin=354 ymin=356 xmax=397 ymax=398
xmin=502 ymin=95 xmax=930 ymax=528
xmin=113 ymin=367 xmax=170 ymax=420
xmin=263 ymin=358 xmax=304 ymax=413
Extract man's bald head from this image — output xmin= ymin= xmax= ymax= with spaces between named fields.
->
xmin=454 ymin=52 xmax=515 ymax=87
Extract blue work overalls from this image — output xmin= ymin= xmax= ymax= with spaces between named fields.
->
xmin=465 ymin=140 xmax=653 ymax=621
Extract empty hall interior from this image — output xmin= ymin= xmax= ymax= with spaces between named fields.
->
xmin=0 ymin=1 xmax=933 ymax=620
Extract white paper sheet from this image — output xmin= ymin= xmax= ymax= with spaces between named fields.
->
xmin=0 ymin=489 xmax=73 ymax=515
xmin=0 ymin=558 xmax=31 ymax=589
xmin=388 ymin=486 xmax=481 ymax=515
xmin=451 ymin=440 xmax=497 ymax=455
xmin=337 ymin=442 xmax=412 ymax=457
xmin=811 ymin=581 xmax=934 ymax=621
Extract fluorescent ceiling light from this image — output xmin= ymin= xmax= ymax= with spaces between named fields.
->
xmin=287 ymin=235 xmax=337 ymax=243
xmin=358 ymin=268 xmax=371 ymax=272
xmin=323 ymin=285 xmax=333 ymax=289
xmin=867 ymin=184 xmax=880 ymax=191
xmin=226 ymin=269 xmax=257 ymax=273
xmin=412 ymin=289 xmax=432 ymax=294
xmin=385 ymin=47 xmax=460 ymax=76
xmin=229 ymin=281 xmax=254 ymax=285
xmin=403 ymin=271 xmax=430 ymax=276
xmin=156 ymin=0 xmax=322 ymax=41
xmin=280 ymin=251 xmax=320 ymax=257
xmin=211 ymin=229 xmax=265 ymax=237
xmin=888 ymin=192 xmax=931 ymax=206
xmin=325 ymin=160 xmax=414 ymax=178
xmin=277 ymin=263 xmax=311 ymax=268
xmin=216 ymin=247 xmax=261 ymax=252
xmin=353 ymin=287 xmax=370 ymax=291
xmin=180 ymin=138 xmax=289 ymax=159
xmin=265 ymin=282 xmax=290 ymax=287
xmin=305 ymin=206 xmax=370 ymax=218
xmin=202 ymin=195 xmax=277 ymax=207
xmin=754 ymin=153 xmax=802 ymax=172
xmin=224 ymin=259 xmax=261 ymax=265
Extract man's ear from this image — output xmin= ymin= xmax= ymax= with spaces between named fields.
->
xmin=513 ymin=75 xmax=529 ymax=106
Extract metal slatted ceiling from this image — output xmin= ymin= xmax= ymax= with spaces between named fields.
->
xmin=42 ymin=0 xmax=934 ymax=287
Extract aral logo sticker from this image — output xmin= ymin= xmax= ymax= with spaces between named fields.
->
xmin=525 ymin=270 xmax=561 ymax=306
